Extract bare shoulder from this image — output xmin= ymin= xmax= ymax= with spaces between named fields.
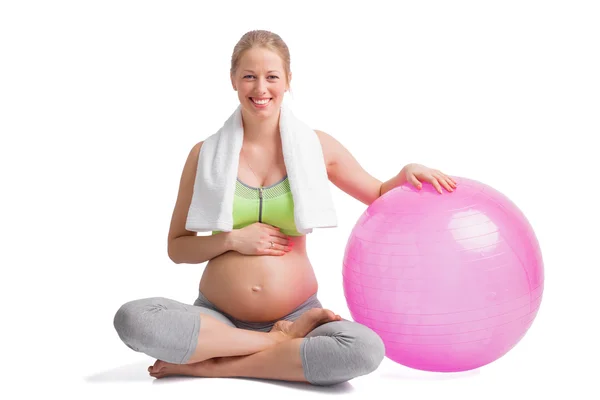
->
xmin=189 ymin=140 xmax=203 ymax=159
xmin=181 ymin=141 xmax=204 ymax=175
xmin=313 ymin=129 xmax=382 ymax=205
xmin=314 ymin=129 xmax=340 ymax=167
xmin=176 ymin=141 xmax=203 ymax=183
xmin=314 ymin=128 xmax=334 ymax=145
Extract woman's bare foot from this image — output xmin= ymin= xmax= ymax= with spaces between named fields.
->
xmin=148 ymin=358 xmax=221 ymax=379
xmin=270 ymin=308 xmax=341 ymax=341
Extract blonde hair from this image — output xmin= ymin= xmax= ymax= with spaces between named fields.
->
xmin=230 ymin=30 xmax=291 ymax=84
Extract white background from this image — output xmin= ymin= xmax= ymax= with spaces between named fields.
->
xmin=1 ymin=1 xmax=599 ymax=399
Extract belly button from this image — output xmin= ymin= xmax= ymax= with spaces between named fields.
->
xmin=251 ymin=285 xmax=262 ymax=292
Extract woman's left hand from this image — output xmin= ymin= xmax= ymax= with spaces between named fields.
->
xmin=401 ymin=163 xmax=457 ymax=194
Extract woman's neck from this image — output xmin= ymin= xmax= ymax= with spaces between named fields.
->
xmin=241 ymin=108 xmax=281 ymax=146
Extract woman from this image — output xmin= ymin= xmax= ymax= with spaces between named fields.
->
xmin=113 ymin=30 xmax=457 ymax=386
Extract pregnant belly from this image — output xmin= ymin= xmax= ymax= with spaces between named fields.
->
xmin=199 ymin=236 xmax=318 ymax=322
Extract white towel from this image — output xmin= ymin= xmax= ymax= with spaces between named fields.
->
xmin=185 ymin=104 xmax=338 ymax=234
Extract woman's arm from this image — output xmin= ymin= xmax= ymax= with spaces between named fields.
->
xmin=166 ymin=141 xmax=235 ymax=264
xmin=168 ymin=233 xmax=235 ymax=264
xmin=315 ymin=130 xmax=386 ymax=206
xmin=315 ymin=130 xmax=455 ymax=205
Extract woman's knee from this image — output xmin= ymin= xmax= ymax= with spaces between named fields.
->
xmin=113 ymin=297 xmax=168 ymax=348
xmin=350 ymin=324 xmax=386 ymax=375
xmin=302 ymin=321 xmax=386 ymax=385
xmin=113 ymin=296 xmax=205 ymax=363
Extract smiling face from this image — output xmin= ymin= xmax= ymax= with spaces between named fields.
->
xmin=231 ymin=46 xmax=290 ymax=120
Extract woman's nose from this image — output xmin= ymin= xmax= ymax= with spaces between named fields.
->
xmin=255 ymin=78 xmax=267 ymax=94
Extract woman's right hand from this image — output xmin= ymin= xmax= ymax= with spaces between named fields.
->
xmin=229 ymin=223 xmax=293 ymax=256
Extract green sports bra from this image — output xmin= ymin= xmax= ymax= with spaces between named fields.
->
xmin=212 ymin=175 xmax=303 ymax=237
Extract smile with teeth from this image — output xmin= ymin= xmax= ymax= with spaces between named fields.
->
xmin=251 ymin=98 xmax=271 ymax=105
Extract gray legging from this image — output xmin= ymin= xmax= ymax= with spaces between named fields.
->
xmin=113 ymin=291 xmax=385 ymax=386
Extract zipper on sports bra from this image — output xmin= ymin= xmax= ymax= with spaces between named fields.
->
xmin=258 ymin=187 xmax=263 ymax=222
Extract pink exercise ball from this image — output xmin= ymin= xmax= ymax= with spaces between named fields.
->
xmin=342 ymin=177 xmax=544 ymax=372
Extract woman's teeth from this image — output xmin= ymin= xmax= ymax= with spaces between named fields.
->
xmin=252 ymin=98 xmax=270 ymax=105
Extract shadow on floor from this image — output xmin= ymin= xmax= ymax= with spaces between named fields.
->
xmin=83 ymin=361 xmax=355 ymax=394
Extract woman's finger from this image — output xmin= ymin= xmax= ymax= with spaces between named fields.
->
xmin=264 ymin=248 xmax=288 ymax=256
xmin=264 ymin=240 xmax=291 ymax=253
xmin=430 ymin=176 xmax=443 ymax=194
xmin=264 ymin=225 xmax=286 ymax=237
xmin=265 ymin=226 xmax=292 ymax=241
xmin=269 ymin=233 xmax=291 ymax=246
xmin=434 ymin=170 xmax=457 ymax=187
xmin=434 ymin=173 xmax=454 ymax=192
xmin=446 ymin=175 xmax=457 ymax=187
xmin=447 ymin=177 xmax=457 ymax=189
xmin=262 ymin=249 xmax=287 ymax=256
xmin=275 ymin=236 xmax=291 ymax=247
xmin=271 ymin=231 xmax=291 ymax=240
xmin=409 ymin=174 xmax=422 ymax=189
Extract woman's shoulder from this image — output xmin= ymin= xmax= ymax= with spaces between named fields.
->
xmin=185 ymin=141 xmax=204 ymax=161
xmin=192 ymin=140 xmax=204 ymax=153
xmin=313 ymin=129 xmax=339 ymax=149
xmin=313 ymin=129 xmax=341 ymax=168
xmin=176 ymin=141 xmax=204 ymax=177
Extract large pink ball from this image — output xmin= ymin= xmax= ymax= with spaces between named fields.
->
xmin=342 ymin=177 xmax=544 ymax=372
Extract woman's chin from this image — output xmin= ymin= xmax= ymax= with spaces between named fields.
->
xmin=243 ymin=100 xmax=280 ymax=118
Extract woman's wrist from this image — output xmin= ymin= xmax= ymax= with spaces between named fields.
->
xmin=223 ymin=230 xmax=238 ymax=252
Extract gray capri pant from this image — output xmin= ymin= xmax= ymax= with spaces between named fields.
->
xmin=113 ymin=291 xmax=385 ymax=386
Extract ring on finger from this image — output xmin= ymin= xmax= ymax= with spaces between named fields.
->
xmin=270 ymin=241 xmax=274 ymax=249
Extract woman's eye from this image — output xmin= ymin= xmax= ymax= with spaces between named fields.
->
xmin=242 ymin=75 xmax=278 ymax=80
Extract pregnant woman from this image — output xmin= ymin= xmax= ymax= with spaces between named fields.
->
xmin=113 ymin=30 xmax=456 ymax=386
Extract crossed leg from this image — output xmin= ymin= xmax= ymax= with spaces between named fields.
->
xmin=148 ymin=313 xmax=337 ymax=382
xmin=114 ymin=297 xmax=384 ymax=386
